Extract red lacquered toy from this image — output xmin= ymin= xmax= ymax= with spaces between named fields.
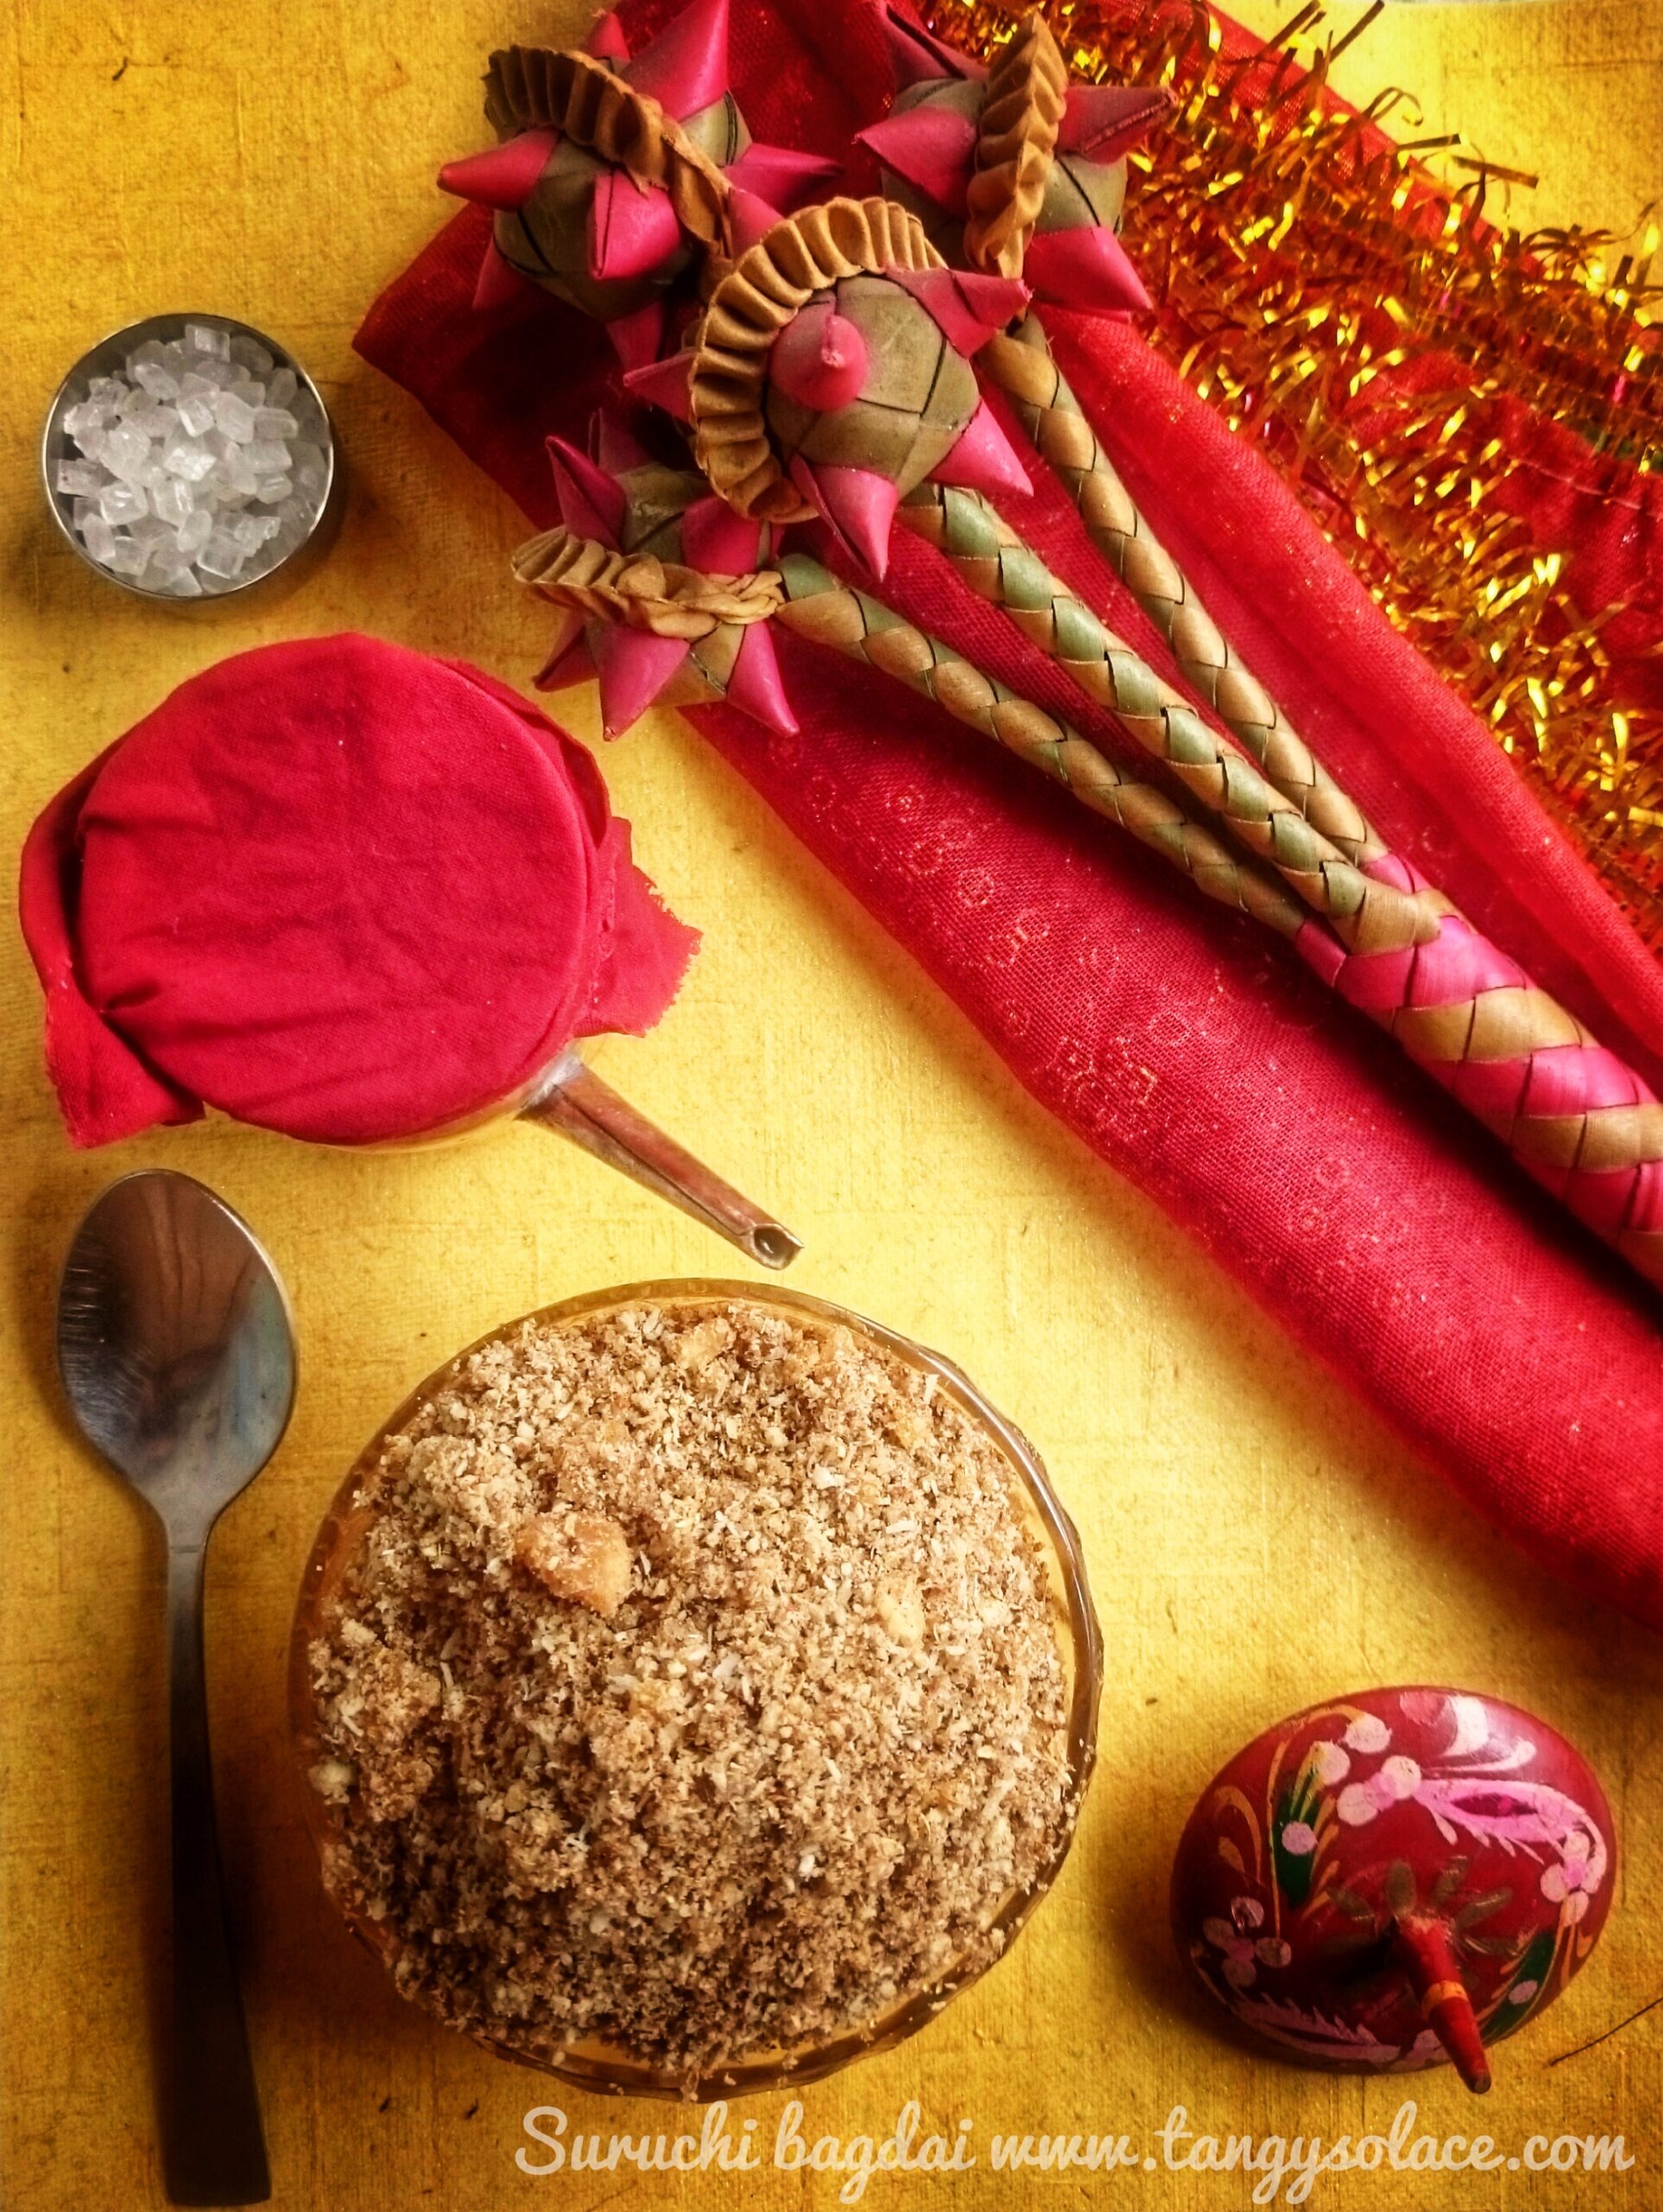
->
xmin=1171 ymin=1687 xmax=1615 ymax=2090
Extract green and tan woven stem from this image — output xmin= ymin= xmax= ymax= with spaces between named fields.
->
xmin=777 ymin=549 xmax=1663 ymax=1290
xmin=510 ymin=517 xmax=1663 ymax=1290
xmin=898 ymin=479 xmax=1440 ymax=957
xmin=776 ymin=554 xmax=1309 ymax=937
xmin=983 ymin=313 xmax=1396 ymax=869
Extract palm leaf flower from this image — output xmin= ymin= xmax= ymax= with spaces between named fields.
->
xmin=516 ymin=413 xmax=796 ymax=736
xmin=621 ymin=198 xmax=1431 ymax=961
xmin=439 ymin=0 xmax=836 ymax=365
xmin=858 ymin=5 xmax=1171 ymax=314
xmin=631 ymin=196 xmax=1033 ymax=577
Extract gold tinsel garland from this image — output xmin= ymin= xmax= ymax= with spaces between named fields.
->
xmin=932 ymin=0 xmax=1663 ymax=944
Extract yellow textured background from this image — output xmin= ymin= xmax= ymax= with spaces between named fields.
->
xmin=3 ymin=3 xmax=1661 ymax=2207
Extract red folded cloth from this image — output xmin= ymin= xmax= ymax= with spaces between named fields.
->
xmin=20 ymin=635 xmax=696 ymax=1147
xmin=354 ymin=0 xmax=1663 ymax=1626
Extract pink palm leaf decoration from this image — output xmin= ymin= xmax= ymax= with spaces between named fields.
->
xmin=630 ymin=200 xmax=1033 ymax=580
xmin=528 ymin=414 xmax=797 ymax=739
xmin=857 ymin=2 xmax=1170 ymax=314
xmin=439 ymin=0 xmax=837 ymax=365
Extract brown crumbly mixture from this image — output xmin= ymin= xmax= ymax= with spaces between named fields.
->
xmin=308 ymin=1300 xmax=1074 ymax=2081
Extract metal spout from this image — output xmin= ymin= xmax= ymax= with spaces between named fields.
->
xmin=520 ymin=1053 xmax=801 ymax=1270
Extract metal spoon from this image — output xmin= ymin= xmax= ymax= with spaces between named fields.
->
xmin=59 ymin=1170 xmax=293 ymax=2206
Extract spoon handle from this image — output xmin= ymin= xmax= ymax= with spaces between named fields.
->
xmin=162 ymin=1541 xmax=270 ymax=2206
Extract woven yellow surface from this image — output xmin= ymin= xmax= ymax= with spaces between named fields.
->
xmin=1 ymin=3 xmax=1660 ymax=2206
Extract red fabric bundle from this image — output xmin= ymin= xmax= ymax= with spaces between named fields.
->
xmin=20 ymin=634 xmax=696 ymax=1147
xmin=354 ymin=0 xmax=1663 ymax=1626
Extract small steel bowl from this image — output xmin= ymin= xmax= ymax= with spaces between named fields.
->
xmin=41 ymin=311 xmax=343 ymax=607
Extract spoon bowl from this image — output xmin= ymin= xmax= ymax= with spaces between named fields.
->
xmin=59 ymin=1169 xmax=292 ymax=2206
xmin=60 ymin=1168 xmax=295 ymax=1530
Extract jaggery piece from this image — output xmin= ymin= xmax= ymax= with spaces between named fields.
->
xmin=873 ymin=1573 xmax=925 ymax=1646
xmin=513 ymin=1508 xmax=632 ymax=1618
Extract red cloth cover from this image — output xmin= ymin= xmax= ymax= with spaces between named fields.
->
xmin=353 ymin=0 xmax=1663 ymax=1626
xmin=19 ymin=634 xmax=697 ymax=1147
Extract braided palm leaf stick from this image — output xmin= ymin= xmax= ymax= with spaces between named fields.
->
xmin=513 ymin=531 xmax=1663 ymax=1287
xmin=1309 ymin=861 xmax=1663 ymax=1289
xmin=898 ymin=480 xmax=1440 ymax=957
xmin=888 ymin=487 xmax=1663 ymax=1287
xmin=981 ymin=314 xmax=1395 ymax=869
xmin=775 ymin=555 xmax=1311 ymax=937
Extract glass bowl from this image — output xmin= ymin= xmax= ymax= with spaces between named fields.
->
xmin=41 ymin=311 xmax=342 ymax=606
xmin=289 ymin=1279 xmax=1101 ymax=2101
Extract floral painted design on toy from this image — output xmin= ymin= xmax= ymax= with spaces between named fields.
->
xmin=1171 ymin=1687 xmax=1615 ymax=2091
xmin=1198 ymin=1895 xmax=1292 ymax=1990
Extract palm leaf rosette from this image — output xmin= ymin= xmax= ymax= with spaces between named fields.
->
xmin=438 ymin=0 xmax=836 ymax=363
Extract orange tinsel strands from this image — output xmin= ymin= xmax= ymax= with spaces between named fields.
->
xmin=930 ymin=0 xmax=1663 ymax=945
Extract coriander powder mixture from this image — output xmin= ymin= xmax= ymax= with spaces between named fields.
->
xmin=306 ymin=1299 xmax=1077 ymax=2082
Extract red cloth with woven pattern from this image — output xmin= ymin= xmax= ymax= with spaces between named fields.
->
xmin=354 ymin=0 xmax=1663 ymax=1627
xmin=20 ymin=636 xmax=698 ymax=1147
